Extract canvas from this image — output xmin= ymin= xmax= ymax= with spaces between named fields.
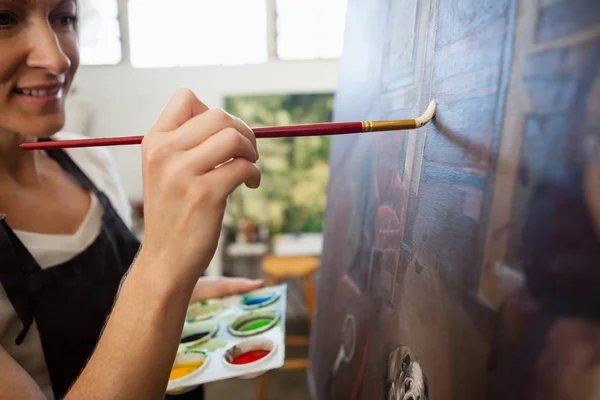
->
xmin=309 ymin=0 xmax=600 ymax=399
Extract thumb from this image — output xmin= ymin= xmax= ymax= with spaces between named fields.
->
xmin=190 ymin=277 xmax=265 ymax=303
xmin=219 ymin=278 xmax=265 ymax=295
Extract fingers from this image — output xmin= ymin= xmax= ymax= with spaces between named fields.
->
xmin=217 ymin=278 xmax=265 ymax=296
xmin=177 ymin=108 xmax=258 ymax=156
xmin=190 ymin=277 xmax=265 ymax=303
xmin=153 ymin=88 xmax=209 ymax=133
xmin=201 ymin=157 xmax=262 ymax=198
xmin=147 ymin=88 xmax=259 ymax=171
xmin=180 ymin=127 xmax=258 ymax=174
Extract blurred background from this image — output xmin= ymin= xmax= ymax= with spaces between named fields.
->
xmin=66 ymin=1 xmax=348 ymax=398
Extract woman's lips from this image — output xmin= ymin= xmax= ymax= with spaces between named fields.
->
xmin=12 ymin=85 xmax=64 ymax=105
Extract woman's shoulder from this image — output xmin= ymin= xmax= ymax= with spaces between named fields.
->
xmin=51 ymin=132 xmax=133 ymax=229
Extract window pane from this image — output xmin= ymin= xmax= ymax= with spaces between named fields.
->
xmin=224 ymin=93 xmax=334 ymax=235
xmin=79 ymin=0 xmax=122 ymax=65
xmin=128 ymin=0 xmax=268 ymax=68
xmin=276 ymin=0 xmax=347 ymax=60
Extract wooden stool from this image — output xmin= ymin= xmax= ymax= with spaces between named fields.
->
xmin=256 ymin=255 xmax=319 ymax=400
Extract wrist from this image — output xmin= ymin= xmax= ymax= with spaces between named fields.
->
xmin=131 ymin=246 xmax=198 ymax=299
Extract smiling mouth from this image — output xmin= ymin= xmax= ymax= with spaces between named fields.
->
xmin=13 ymin=87 xmax=62 ymax=97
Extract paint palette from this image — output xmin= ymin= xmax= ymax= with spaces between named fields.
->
xmin=166 ymin=284 xmax=287 ymax=393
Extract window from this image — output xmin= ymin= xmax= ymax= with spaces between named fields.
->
xmin=126 ymin=0 xmax=348 ymax=68
xmin=79 ymin=0 xmax=122 ymax=66
xmin=276 ymin=0 xmax=348 ymax=60
xmin=225 ymin=93 xmax=334 ymax=234
xmin=128 ymin=0 xmax=268 ymax=68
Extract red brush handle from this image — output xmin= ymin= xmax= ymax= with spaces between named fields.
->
xmin=20 ymin=121 xmax=363 ymax=150
xmin=254 ymin=121 xmax=363 ymax=138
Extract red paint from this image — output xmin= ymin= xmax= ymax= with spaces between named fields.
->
xmin=231 ymin=349 xmax=270 ymax=365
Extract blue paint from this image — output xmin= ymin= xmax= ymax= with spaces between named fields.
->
xmin=243 ymin=296 xmax=273 ymax=306
xmin=423 ymin=165 xmax=485 ymax=189
xmin=537 ymin=0 xmax=600 ymax=43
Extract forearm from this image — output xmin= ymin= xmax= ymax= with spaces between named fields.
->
xmin=66 ymin=251 xmax=196 ymax=400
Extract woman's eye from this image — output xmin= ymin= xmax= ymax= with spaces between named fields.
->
xmin=0 ymin=12 xmax=17 ymax=28
xmin=53 ymin=14 xmax=78 ymax=28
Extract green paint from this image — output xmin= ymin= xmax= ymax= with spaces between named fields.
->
xmin=227 ymin=310 xmax=281 ymax=337
xmin=239 ymin=318 xmax=272 ymax=332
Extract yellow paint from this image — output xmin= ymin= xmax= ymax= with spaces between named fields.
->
xmin=169 ymin=362 xmax=203 ymax=380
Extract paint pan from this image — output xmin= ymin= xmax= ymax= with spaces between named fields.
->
xmin=222 ymin=337 xmax=277 ymax=379
xmin=166 ymin=350 xmax=210 ymax=394
xmin=178 ymin=321 xmax=219 ymax=351
xmin=239 ymin=288 xmax=281 ymax=310
xmin=227 ymin=310 xmax=280 ymax=337
xmin=186 ymin=301 xmax=222 ymax=323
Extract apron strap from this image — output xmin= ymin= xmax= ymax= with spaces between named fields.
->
xmin=0 ymin=143 xmax=106 ymax=345
xmin=0 ymin=216 xmax=34 ymax=345
xmin=0 ymin=142 xmax=133 ymax=345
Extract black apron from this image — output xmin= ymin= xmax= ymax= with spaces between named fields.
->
xmin=0 ymin=148 xmax=204 ymax=399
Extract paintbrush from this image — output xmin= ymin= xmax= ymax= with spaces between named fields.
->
xmin=20 ymin=101 xmax=436 ymax=151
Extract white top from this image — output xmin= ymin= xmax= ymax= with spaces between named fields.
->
xmin=0 ymin=132 xmax=133 ymax=399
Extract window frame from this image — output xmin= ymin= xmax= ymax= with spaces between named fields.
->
xmin=89 ymin=0 xmax=346 ymax=68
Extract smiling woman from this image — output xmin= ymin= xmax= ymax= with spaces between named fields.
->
xmin=0 ymin=0 xmax=79 ymax=138
xmin=0 ymin=1 xmax=263 ymax=400
xmin=0 ymin=1 xmax=121 ymax=398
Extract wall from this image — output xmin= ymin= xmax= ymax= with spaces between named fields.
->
xmin=66 ymin=0 xmax=340 ymax=200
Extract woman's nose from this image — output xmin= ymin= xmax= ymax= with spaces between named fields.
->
xmin=26 ymin=24 xmax=71 ymax=75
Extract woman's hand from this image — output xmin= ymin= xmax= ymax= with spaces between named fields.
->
xmin=190 ymin=277 xmax=264 ymax=303
xmin=138 ymin=88 xmax=261 ymax=287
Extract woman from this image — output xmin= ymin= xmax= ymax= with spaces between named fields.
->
xmin=0 ymin=0 xmax=262 ymax=398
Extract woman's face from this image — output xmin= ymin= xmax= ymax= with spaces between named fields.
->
xmin=0 ymin=0 xmax=79 ymax=138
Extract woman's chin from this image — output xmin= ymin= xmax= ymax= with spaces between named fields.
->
xmin=16 ymin=117 xmax=66 ymax=139
xmin=0 ymin=104 xmax=68 ymax=139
